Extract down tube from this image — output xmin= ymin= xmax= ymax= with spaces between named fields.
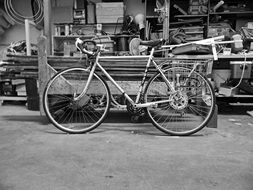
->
xmin=96 ymin=61 xmax=134 ymax=104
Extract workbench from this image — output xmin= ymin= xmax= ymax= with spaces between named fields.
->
xmin=1 ymin=37 xmax=253 ymax=113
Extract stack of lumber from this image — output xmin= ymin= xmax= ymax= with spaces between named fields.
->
xmin=1 ymin=54 xmax=167 ymax=81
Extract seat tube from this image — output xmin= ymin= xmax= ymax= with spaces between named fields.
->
xmin=135 ymin=48 xmax=155 ymax=103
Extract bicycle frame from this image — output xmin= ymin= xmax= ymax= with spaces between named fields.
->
xmin=75 ymin=48 xmax=177 ymax=109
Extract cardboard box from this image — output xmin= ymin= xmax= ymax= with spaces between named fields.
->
xmin=75 ymin=0 xmax=85 ymax=9
xmin=56 ymin=0 xmax=74 ymax=7
xmin=52 ymin=7 xmax=73 ymax=23
xmin=96 ymin=2 xmax=124 ymax=23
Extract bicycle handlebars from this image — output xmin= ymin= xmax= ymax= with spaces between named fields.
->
xmin=75 ymin=38 xmax=97 ymax=56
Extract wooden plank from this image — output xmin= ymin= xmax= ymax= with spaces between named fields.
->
xmin=0 ymin=96 xmax=27 ymax=101
xmin=43 ymin=0 xmax=52 ymax=55
xmin=16 ymin=74 xmax=38 ymax=78
xmin=37 ymin=36 xmax=57 ymax=115
xmin=47 ymin=80 xmax=167 ymax=96
xmin=3 ymin=65 xmax=38 ymax=70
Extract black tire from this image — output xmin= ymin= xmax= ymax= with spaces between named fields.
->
xmin=43 ymin=67 xmax=111 ymax=134
xmin=144 ymin=67 xmax=215 ymax=136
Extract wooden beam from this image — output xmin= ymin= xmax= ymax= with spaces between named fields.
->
xmin=163 ymin=0 xmax=170 ymax=57
xmin=43 ymin=0 xmax=52 ymax=55
xmin=163 ymin=0 xmax=170 ymax=40
xmin=37 ymin=36 xmax=57 ymax=115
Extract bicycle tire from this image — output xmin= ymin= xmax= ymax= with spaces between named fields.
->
xmin=144 ymin=66 xmax=215 ymax=136
xmin=43 ymin=67 xmax=111 ymax=134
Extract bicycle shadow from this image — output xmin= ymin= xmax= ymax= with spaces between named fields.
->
xmin=1 ymin=115 xmax=49 ymax=125
xmin=1 ymin=109 xmax=206 ymax=137
xmin=217 ymin=101 xmax=253 ymax=115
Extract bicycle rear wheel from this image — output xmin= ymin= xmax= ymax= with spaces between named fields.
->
xmin=43 ymin=67 xmax=111 ymax=134
xmin=144 ymin=67 xmax=215 ymax=136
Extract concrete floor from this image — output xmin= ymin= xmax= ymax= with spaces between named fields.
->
xmin=0 ymin=102 xmax=253 ymax=190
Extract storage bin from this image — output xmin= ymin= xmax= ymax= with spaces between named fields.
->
xmin=230 ymin=61 xmax=252 ymax=79
xmin=25 ymin=79 xmax=39 ymax=111
xmin=27 ymin=96 xmax=40 ymax=111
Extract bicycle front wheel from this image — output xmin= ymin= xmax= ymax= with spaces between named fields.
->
xmin=43 ymin=67 xmax=111 ymax=134
xmin=144 ymin=67 xmax=215 ymax=136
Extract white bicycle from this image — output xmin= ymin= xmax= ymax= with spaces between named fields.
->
xmin=42 ymin=38 xmax=215 ymax=136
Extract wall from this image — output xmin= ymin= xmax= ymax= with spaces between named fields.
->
xmin=0 ymin=0 xmax=145 ymax=59
xmin=124 ymin=0 xmax=145 ymax=18
xmin=0 ymin=0 xmax=42 ymax=60
xmin=88 ymin=0 xmax=145 ymax=17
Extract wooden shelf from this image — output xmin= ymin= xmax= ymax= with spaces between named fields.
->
xmin=52 ymin=34 xmax=122 ymax=41
xmin=0 ymin=96 xmax=27 ymax=101
xmin=53 ymin=35 xmax=95 ymax=39
xmin=54 ymin=23 xmax=122 ymax=26
xmin=209 ymin=11 xmax=253 ymax=15
xmin=174 ymin=14 xmax=208 ymax=18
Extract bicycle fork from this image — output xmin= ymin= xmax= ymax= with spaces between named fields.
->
xmin=73 ymin=55 xmax=99 ymax=101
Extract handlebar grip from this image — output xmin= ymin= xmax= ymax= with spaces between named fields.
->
xmin=75 ymin=38 xmax=97 ymax=56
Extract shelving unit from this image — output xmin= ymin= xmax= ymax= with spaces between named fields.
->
xmin=145 ymin=0 xmax=253 ymax=41
xmin=52 ymin=22 xmax=126 ymax=55
xmin=51 ymin=1 xmax=126 ymax=56
xmin=144 ymin=0 xmax=253 ymax=99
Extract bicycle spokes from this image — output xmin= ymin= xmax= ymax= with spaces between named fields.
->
xmin=144 ymin=67 xmax=215 ymax=136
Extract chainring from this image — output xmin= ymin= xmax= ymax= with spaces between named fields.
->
xmin=126 ymin=96 xmax=145 ymax=116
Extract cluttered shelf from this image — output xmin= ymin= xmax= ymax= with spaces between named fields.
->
xmin=52 ymin=34 xmax=138 ymax=56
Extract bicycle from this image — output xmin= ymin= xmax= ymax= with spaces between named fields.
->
xmin=42 ymin=38 xmax=215 ymax=136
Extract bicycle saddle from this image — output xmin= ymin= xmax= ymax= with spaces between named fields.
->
xmin=129 ymin=38 xmax=164 ymax=55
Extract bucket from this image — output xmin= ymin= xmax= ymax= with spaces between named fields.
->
xmin=231 ymin=34 xmax=243 ymax=53
xmin=115 ymin=35 xmax=131 ymax=51
xmin=25 ymin=79 xmax=39 ymax=111
xmin=27 ymin=96 xmax=40 ymax=111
